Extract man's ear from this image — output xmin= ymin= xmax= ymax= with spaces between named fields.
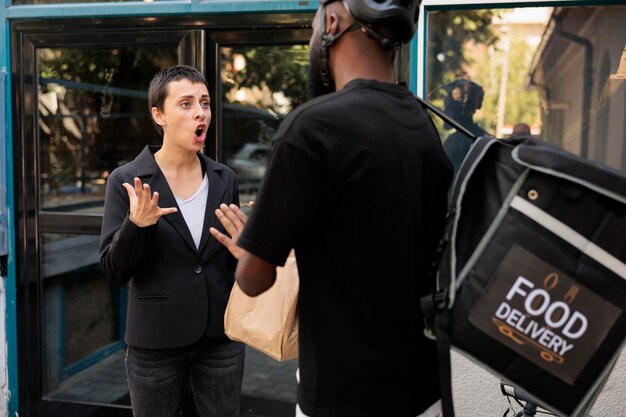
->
xmin=325 ymin=7 xmax=341 ymax=37
xmin=151 ymin=107 xmax=165 ymax=128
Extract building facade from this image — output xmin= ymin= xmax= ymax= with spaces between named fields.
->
xmin=1 ymin=0 xmax=625 ymax=416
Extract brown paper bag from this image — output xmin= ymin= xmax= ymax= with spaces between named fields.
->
xmin=224 ymin=252 xmax=298 ymax=361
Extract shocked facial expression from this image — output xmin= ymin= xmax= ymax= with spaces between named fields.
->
xmin=152 ymin=78 xmax=211 ymax=152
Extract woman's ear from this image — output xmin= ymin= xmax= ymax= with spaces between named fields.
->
xmin=151 ymin=107 xmax=165 ymax=129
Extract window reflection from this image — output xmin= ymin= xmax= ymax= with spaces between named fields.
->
xmin=15 ymin=0 xmax=179 ymax=4
xmin=220 ymin=45 xmax=306 ymax=411
xmin=41 ymin=233 xmax=128 ymax=404
xmin=221 ymin=45 xmax=309 ymax=206
xmin=427 ymin=6 xmax=626 ymax=172
xmin=38 ymin=47 xmax=177 ymax=213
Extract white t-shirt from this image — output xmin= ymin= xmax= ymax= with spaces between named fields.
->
xmin=174 ymin=174 xmax=209 ymax=249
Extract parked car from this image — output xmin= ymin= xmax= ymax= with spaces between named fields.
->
xmin=227 ymin=142 xmax=271 ymax=195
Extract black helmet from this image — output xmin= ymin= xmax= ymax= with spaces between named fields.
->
xmin=342 ymin=0 xmax=420 ymax=45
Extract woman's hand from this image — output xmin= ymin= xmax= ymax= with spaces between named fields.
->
xmin=210 ymin=202 xmax=254 ymax=260
xmin=122 ymin=177 xmax=178 ymax=227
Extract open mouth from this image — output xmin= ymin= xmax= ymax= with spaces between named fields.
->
xmin=195 ymin=125 xmax=206 ymax=140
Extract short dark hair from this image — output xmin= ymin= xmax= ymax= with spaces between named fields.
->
xmin=148 ymin=65 xmax=208 ymax=136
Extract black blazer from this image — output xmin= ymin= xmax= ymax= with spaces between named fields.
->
xmin=99 ymin=145 xmax=239 ymax=349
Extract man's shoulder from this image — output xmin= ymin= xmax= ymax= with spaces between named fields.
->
xmin=280 ymin=97 xmax=327 ymax=126
xmin=277 ymin=88 xmax=361 ymax=135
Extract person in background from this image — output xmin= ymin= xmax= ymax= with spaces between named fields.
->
xmin=214 ymin=1 xmax=453 ymax=416
xmin=510 ymin=122 xmax=531 ymax=138
xmin=441 ymin=79 xmax=486 ymax=174
xmin=99 ymin=65 xmax=244 ymax=417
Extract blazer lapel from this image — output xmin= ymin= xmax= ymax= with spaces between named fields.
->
xmin=150 ymin=169 xmax=200 ymax=254
xmin=136 ymin=146 xmax=199 ymax=255
xmin=197 ymin=159 xmax=226 ymax=255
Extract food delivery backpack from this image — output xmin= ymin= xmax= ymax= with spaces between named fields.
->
xmin=421 ymin=135 xmax=626 ymax=417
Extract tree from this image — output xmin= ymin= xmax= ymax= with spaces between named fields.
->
xmin=38 ymin=46 xmax=177 ymax=197
xmin=426 ymin=10 xmax=499 ymax=99
xmin=221 ymin=45 xmax=309 ymax=115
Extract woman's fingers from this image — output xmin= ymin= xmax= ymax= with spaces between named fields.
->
xmin=210 ymin=227 xmax=230 ymax=245
xmin=150 ymin=190 xmax=159 ymax=209
xmin=215 ymin=207 xmax=239 ymax=237
xmin=220 ymin=204 xmax=245 ymax=230
xmin=124 ymin=179 xmax=176 ymax=226
xmin=210 ymin=227 xmax=242 ymax=260
xmin=133 ymin=177 xmax=144 ymax=197
xmin=230 ymin=204 xmax=249 ymax=225
xmin=159 ymin=207 xmax=178 ymax=216
xmin=122 ymin=182 xmax=136 ymax=200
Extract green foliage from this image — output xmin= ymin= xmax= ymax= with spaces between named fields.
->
xmin=39 ymin=47 xmax=176 ymax=89
xmin=502 ymin=39 xmax=541 ymax=127
xmin=222 ymin=45 xmax=310 ymax=114
xmin=426 ymin=9 xmax=542 ymax=137
xmin=426 ymin=10 xmax=499 ymax=98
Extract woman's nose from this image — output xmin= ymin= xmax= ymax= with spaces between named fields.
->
xmin=194 ymin=104 xmax=206 ymax=120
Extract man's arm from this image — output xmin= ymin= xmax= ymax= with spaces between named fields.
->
xmin=210 ymin=203 xmax=277 ymax=296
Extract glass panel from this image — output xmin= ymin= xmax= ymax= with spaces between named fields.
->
xmin=15 ymin=0 xmax=181 ymax=4
xmin=426 ymin=6 xmax=626 ymax=174
xmin=41 ymin=233 xmax=129 ymax=405
xmin=38 ymin=47 xmax=178 ymax=213
xmin=221 ymin=44 xmax=308 ymax=414
xmin=221 ymin=45 xmax=309 ymax=207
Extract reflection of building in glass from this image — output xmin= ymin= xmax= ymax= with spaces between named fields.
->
xmin=529 ymin=6 xmax=626 ymax=170
xmin=427 ymin=8 xmax=550 ymax=139
xmin=221 ymin=45 xmax=304 ymax=204
xmin=470 ymin=8 xmax=551 ymax=137
xmin=40 ymin=233 xmax=125 ymax=402
xmin=37 ymin=46 xmax=176 ymax=213
xmin=222 ymin=103 xmax=283 ymax=202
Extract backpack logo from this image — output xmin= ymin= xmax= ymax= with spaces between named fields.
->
xmin=469 ymin=244 xmax=621 ymax=384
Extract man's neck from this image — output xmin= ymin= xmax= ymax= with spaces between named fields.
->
xmin=330 ymin=38 xmax=394 ymax=91
xmin=333 ymin=68 xmax=394 ymax=91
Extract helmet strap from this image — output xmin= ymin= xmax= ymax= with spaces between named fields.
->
xmin=358 ymin=25 xmax=400 ymax=51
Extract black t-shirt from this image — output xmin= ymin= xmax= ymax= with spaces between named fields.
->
xmin=238 ymin=79 xmax=453 ymax=417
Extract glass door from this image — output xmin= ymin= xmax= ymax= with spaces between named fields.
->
xmin=208 ymin=28 xmax=311 ymax=417
xmin=14 ymin=12 xmax=413 ymax=417
xmin=12 ymin=23 xmax=203 ymax=417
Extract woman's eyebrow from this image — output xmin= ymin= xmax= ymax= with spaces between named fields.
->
xmin=177 ymin=94 xmax=210 ymax=100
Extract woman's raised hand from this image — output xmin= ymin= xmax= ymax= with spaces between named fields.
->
xmin=122 ymin=177 xmax=178 ymax=227
xmin=210 ymin=202 xmax=253 ymax=260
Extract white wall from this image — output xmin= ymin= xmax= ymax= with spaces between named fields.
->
xmin=0 ymin=279 xmax=8 ymax=417
xmin=452 ymin=348 xmax=626 ymax=417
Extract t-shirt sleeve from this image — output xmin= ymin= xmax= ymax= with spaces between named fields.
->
xmin=238 ymin=137 xmax=323 ymax=267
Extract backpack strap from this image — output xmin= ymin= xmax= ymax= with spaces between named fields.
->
xmin=421 ymin=136 xmax=501 ymax=417
xmin=449 ymin=135 xmax=496 ymax=210
xmin=436 ymin=308 xmax=454 ymax=417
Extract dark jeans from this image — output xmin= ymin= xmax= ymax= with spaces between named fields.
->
xmin=125 ymin=337 xmax=245 ymax=417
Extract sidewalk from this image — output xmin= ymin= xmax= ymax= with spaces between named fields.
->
xmin=45 ymin=345 xmax=298 ymax=416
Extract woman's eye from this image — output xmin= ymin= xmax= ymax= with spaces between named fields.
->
xmin=201 ymin=101 xmax=210 ymax=109
xmin=181 ymin=102 xmax=191 ymax=108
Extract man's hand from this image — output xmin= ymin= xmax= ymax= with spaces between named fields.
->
xmin=210 ymin=202 xmax=253 ymax=260
xmin=122 ymin=177 xmax=177 ymax=227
